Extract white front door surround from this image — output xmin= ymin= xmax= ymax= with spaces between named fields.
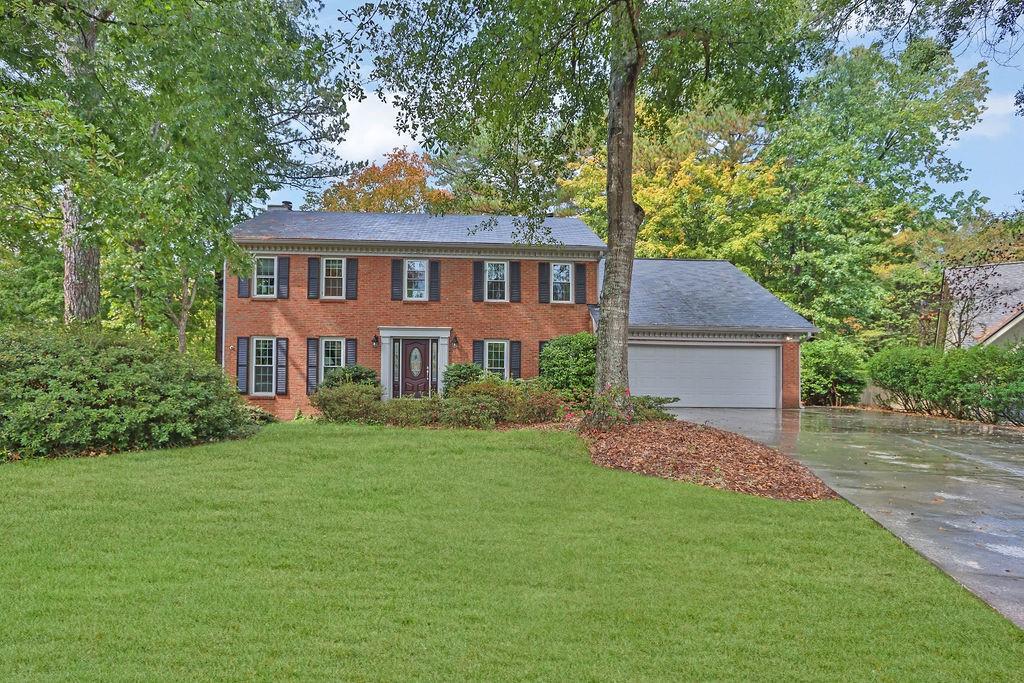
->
xmin=378 ymin=326 xmax=452 ymax=399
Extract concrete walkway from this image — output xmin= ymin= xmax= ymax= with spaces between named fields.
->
xmin=673 ymin=407 xmax=1024 ymax=628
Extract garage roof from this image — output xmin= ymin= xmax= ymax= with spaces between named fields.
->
xmin=232 ymin=207 xmax=607 ymax=250
xmin=598 ymin=259 xmax=817 ymax=334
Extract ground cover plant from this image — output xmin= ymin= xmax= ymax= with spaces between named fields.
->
xmin=1 ymin=422 xmax=1021 ymax=680
xmin=0 ymin=326 xmax=253 ymax=459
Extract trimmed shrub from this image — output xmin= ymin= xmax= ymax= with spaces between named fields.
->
xmin=442 ymin=362 xmax=484 ymax=395
xmin=868 ymin=344 xmax=1024 ymax=422
xmin=800 ymin=337 xmax=868 ymax=406
xmin=984 ymin=381 xmax=1024 ymax=426
xmin=579 ymin=387 xmax=676 ymax=431
xmin=441 ymin=394 xmax=502 ymax=429
xmin=452 ymin=376 xmax=561 ymax=424
xmin=631 ymin=395 xmax=677 ymax=422
xmin=539 ymin=332 xmax=596 ymax=396
xmin=379 ymin=396 xmax=443 ymax=427
xmin=320 ymin=364 xmax=378 ymax=389
xmin=243 ymin=404 xmax=278 ymax=425
xmin=309 ymin=383 xmax=381 ymax=423
xmin=0 ymin=326 xmax=254 ymax=459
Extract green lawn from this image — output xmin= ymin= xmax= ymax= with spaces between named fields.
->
xmin=2 ymin=423 xmax=1021 ymax=681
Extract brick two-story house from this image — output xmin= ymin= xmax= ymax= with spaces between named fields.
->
xmin=221 ymin=205 xmax=815 ymax=418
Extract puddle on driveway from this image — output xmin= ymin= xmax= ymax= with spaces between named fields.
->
xmin=672 ymin=407 xmax=1024 ymax=628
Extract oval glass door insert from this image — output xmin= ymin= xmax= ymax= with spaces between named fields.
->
xmin=409 ymin=347 xmax=423 ymax=376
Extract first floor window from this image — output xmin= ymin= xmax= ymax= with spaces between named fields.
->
xmin=485 ymin=261 xmax=507 ymax=301
xmin=405 ymin=259 xmax=427 ymax=300
xmin=322 ymin=257 xmax=345 ymax=298
xmin=485 ymin=340 xmax=508 ymax=379
xmin=320 ymin=337 xmax=345 ymax=382
xmin=252 ymin=337 xmax=275 ymax=395
xmin=254 ymin=256 xmax=276 ymax=297
xmin=551 ymin=262 xmax=572 ymax=303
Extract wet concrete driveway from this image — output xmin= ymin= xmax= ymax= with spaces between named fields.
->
xmin=673 ymin=407 xmax=1024 ymax=628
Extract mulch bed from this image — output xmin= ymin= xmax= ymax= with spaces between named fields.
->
xmin=584 ymin=420 xmax=837 ymax=501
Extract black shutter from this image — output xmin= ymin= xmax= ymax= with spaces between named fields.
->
xmin=538 ymin=262 xmax=550 ymax=303
xmin=238 ymin=275 xmax=250 ymax=298
xmin=472 ymin=340 xmax=484 ymax=368
xmin=277 ymin=256 xmax=290 ymax=299
xmin=307 ymin=257 xmax=320 ymax=299
xmin=275 ymin=337 xmax=288 ymax=395
xmin=429 ymin=260 xmax=440 ymax=301
xmin=391 ymin=259 xmax=403 ymax=300
xmin=306 ymin=338 xmax=319 ymax=395
xmin=509 ymin=341 xmax=522 ymax=379
xmin=345 ymin=338 xmax=357 ymax=366
xmin=509 ymin=261 xmax=521 ymax=302
xmin=472 ymin=261 xmax=484 ymax=302
xmin=346 ymin=258 xmax=358 ymax=299
xmin=236 ymin=336 xmax=249 ymax=393
xmin=574 ymin=263 xmax=587 ymax=304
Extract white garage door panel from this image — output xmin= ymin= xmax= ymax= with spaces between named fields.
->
xmin=628 ymin=344 xmax=779 ymax=408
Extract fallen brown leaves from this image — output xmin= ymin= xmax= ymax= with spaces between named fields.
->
xmin=584 ymin=420 xmax=837 ymax=501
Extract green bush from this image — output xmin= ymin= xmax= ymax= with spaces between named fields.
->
xmin=379 ymin=396 xmax=443 ymax=427
xmin=539 ymin=332 xmax=596 ymax=396
xmin=320 ymin=364 xmax=378 ymax=389
xmin=243 ymin=404 xmax=278 ymax=425
xmin=440 ymin=394 xmax=502 ymax=429
xmin=452 ymin=376 xmax=561 ymax=424
xmin=983 ymin=381 xmax=1024 ymax=426
xmin=309 ymin=383 xmax=381 ymax=423
xmin=868 ymin=344 xmax=1024 ymax=422
xmin=442 ymin=363 xmax=484 ymax=395
xmin=800 ymin=337 xmax=868 ymax=406
xmin=0 ymin=326 xmax=254 ymax=459
xmin=580 ymin=387 xmax=677 ymax=431
xmin=630 ymin=395 xmax=677 ymax=422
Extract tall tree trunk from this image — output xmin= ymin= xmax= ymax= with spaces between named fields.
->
xmin=60 ymin=184 xmax=100 ymax=323
xmin=596 ymin=2 xmax=645 ymax=390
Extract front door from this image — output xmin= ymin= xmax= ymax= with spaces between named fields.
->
xmin=401 ymin=339 xmax=431 ymax=397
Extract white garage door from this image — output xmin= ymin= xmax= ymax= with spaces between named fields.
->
xmin=628 ymin=344 xmax=779 ymax=408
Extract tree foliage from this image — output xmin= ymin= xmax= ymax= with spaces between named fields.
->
xmin=309 ymin=148 xmax=453 ymax=213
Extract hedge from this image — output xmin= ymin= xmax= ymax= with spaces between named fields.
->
xmin=867 ymin=344 xmax=1024 ymax=424
xmin=800 ymin=337 xmax=868 ymax=406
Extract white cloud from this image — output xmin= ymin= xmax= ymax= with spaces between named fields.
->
xmin=961 ymin=93 xmax=1018 ymax=141
xmin=332 ymin=95 xmax=418 ymax=164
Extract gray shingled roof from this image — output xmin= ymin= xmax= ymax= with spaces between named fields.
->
xmin=597 ymin=259 xmax=817 ymax=333
xmin=945 ymin=262 xmax=1024 ymax=347
xmin=232 ymin=209 xmax=607 ymax=249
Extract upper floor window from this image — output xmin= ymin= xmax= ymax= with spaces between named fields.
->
xmin=254 ymin=256 xmax=276 ymax=297
xmin=485 ymin=261 xmax=507 ymax=302
xmin=551 ymin=263 xmax=573 ymax=303
xmin=405 ymin=259 xmax=427 ymax=300
xmin=322 ymin=257 xmax=345 ymax=299
xmin=485 ymin=339 xmax=508 ymax=379
xmin=251 ymin=337 xmax=276 ymax=395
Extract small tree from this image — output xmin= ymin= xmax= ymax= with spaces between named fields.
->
xmin=800 ymin=338 xmax=868 ymax=406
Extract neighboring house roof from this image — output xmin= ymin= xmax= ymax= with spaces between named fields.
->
xmin=232 ymin=208 xmax=607 ymax=250
xmin=944 ymin=261 xmax=1024 ymax=348
xmin=596 ymin=258 xmax=818 ymax=334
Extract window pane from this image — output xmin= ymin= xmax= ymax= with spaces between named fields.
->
xmin=253 ymin=339 xmax=275 ymax=393
xmin=255 ymin=259 xmax=276 ymax=296
xmin=486 ymin=342 xmax=506 ymax=376
xmin=323 ymin=340 xmax=344 ymax=370
xmin=406 ymin=260 xmax=426 ymax=299
xmin=551 ymin=263 xmax=571 ymax=302
xmin=323 ymin=258 xmax=344 ymax=297
xmin=256 ymin=258 xmax=275 ymax=276
xmin=485 ymin=262 xmax=506 ymax=300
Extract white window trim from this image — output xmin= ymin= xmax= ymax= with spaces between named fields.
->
xmin=404 ymin=258 xmax=429 ymax=301
xmin=484 ymin=260 xmax=509 ymax=302
xmin=320 ymin=257 xmax=346 ymax=300
xmin=253 ymin=256 xmax=277 ymax=299
xmin=550 ymin=262 xmax=574 ymax=304
xmin=250 ymin=336 xmax=276 ymax=396
xmin=484 ymin=339 xmax=510 ymax=379
xmin=319 ymin=336 xmax=347 ymax=382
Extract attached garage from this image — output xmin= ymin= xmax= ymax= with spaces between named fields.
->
xmin=628 ymin=344 xmax=780 ymax=408
xmin=598 ymin=259 xmax=817 ymax=409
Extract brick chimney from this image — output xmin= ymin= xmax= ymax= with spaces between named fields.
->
xmin=267 ymin=201 xmax=293 ymax=211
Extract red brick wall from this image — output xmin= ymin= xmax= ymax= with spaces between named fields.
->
xmin=224 ymin=255 xmax=599 ymax=418
xmin=781 ymin=341 xmax=802 ymax=409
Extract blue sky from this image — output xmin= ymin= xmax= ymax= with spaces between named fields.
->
xmin=271 ymin=3 xmax=1024 ymax=214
